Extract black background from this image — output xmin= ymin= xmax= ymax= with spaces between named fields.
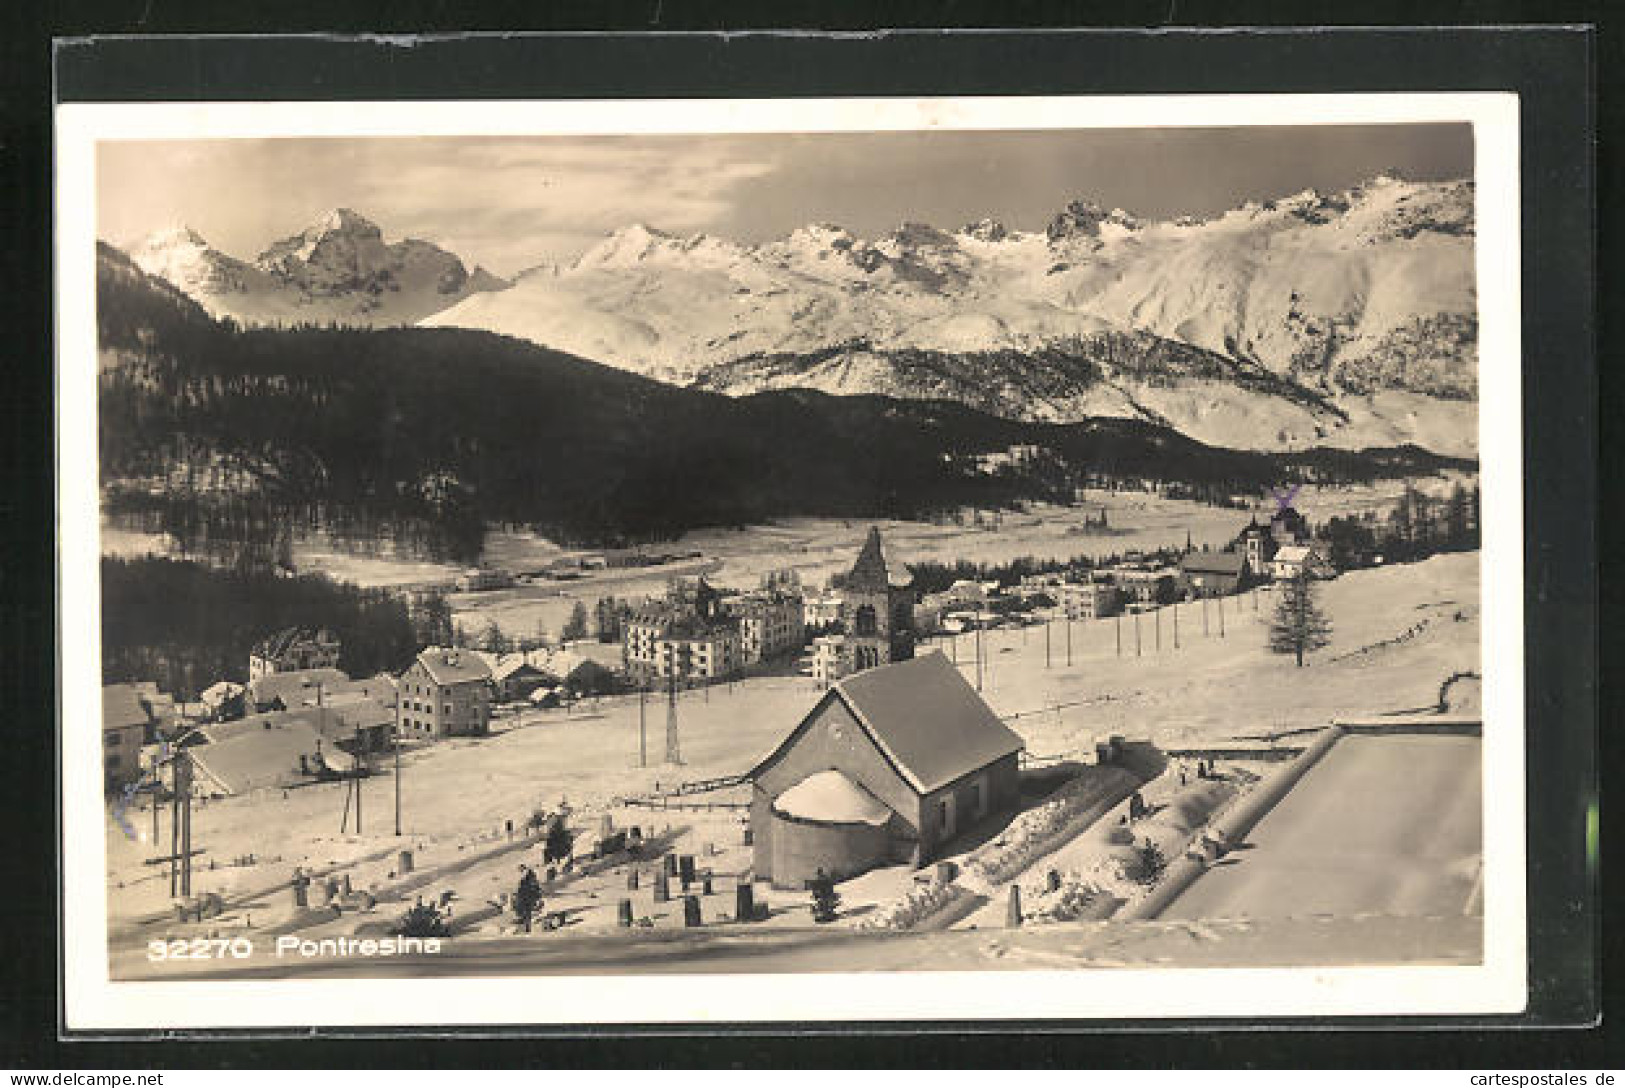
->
xmin=3 ymin=3 xmax=1609 ymax=1070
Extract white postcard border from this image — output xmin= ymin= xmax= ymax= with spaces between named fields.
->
xmin=57 ymin=92 xmax=1524 ymax=1030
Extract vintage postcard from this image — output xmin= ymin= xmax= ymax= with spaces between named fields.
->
xmin=57 ymin=93 xmax=1525 ymax=1029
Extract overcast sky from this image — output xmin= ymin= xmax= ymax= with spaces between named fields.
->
xmin=98 ymin=124 xmax=1473 ymax=277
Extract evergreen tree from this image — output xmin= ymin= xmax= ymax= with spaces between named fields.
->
xmin=809 ymin=868 xmax=841 ymax=923
xmin=544 ymin=818 xmax=574 ymax=865
xmin=561 ymin=601 xmax=590 ymax=643
xmin=513 ymin=866 xmax=543 ymax=933
xmin=1267 ymin=572 xmax=1333 ymax=666
xmin=593 ymin=596 xmax=626 ymax=644
xmin=412 ymin=590 xmax=454 ymax=649
xmin=480 ymin=619 xmax=511 ymax=654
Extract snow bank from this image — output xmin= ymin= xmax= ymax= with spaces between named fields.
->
xmin=957 ymin=765 xmax=1143 ymax=893
xmin=854 ymin=869 xmax=971 ymax=931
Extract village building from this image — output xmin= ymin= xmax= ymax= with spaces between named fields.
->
xmin=474 ymin=652 xmax=550 ymax=702
xmin=199 ymin=680 xmax=247 ymax=721
xmin=1059 ymin=580 xmax=1124 ymax=620
xmin=454 ymin=568 xmax=515 ymax=592
xmin=1235 ymin=507 xmax=1312 ymax=573
xmin=1108 ymin=567 xmax=1180 ymax=606
xmin=623 ymin=577 xmax=744 ymax=684
xmin=247 ymin=666 xmax=351 ymax=713
xmin=728 ymin=591 xmax=806 ymax=665
xmin=1269 ymin=543 xmax=1336 ymax=581
xmin=397 ymin=647 xmax=492 ymax=739
xmin=102 ymin=683 xmax=155 ymax=792
xmin=802 ymin=593 xmax=845 ymax=629
xmin=1179 ymin=550 xmax=1247 ymax=598
xmin=248 ymin=626 xmax=342 ymax=682
xmin=747 ymin=652 xmax=1025 ymax=888
xmin=624 ymin=611 xmax=742 ymax=685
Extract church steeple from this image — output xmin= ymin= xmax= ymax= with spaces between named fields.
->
xmin=844 ymin=526 xmax=894 ymax=593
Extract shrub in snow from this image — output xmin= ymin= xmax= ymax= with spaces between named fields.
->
xmin=1129 ymin=840 xmax=1168 ymax=887
xmin=393 ymin=899 xmax=451 ymax=938
xmin=809 ymin=869 xmax=841 ymax=924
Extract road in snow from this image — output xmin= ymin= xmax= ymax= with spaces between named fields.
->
xmin=1161 ymin=733 xmax=1481 ymax=921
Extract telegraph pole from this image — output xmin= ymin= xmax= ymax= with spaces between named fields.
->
xmin=1134 ymin=611 xmax=1142 ymax=657
xmin=168 ymin=755 xmax=181 ymax=897
xmin=1155 ymin=607 xmax=1161 ymax=652
xmin=638 ymin=683 xmax=648 ymax=768
xmin=1115 ymin=614 xmax=1122 ymax=657
xmin=354 ymin=728 xmax=363 ymax=835
xmin=394 ymin=698 xmax=402 ymax=837
xmin=1045 ymin=620 xmax=1051 ymax=669
xmin=1066 ymin=615 xmax=1072 ymax=667
xmin=1219 ymin=594 xmax=1226 ymax=638
xmin=1173 ymin=601 xmax=1180 ymax=649
xmin=664 ymin=672 xmax=682 ymax=765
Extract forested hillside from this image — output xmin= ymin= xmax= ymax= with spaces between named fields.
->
xmin=97 ymin=242 xmax=1472 ymax=566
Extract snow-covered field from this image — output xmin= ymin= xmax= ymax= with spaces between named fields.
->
xmin=105 ymin=548 xmax=1479 ymax=975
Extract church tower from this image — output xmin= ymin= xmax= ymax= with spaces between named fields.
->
xmin=836 ymin=527 xmax=916 ymax=672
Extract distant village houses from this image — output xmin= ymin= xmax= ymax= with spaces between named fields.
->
xmin=1269 ymin=543 xmax=1336 ymax=581
xmin=624 ymin=577 xmax=744 ymax=685
xmin=248 ymin=626 xmax=341 ymax=682
xmin=1179 ymin=550 xmax=1247 ymax=598
xmin=727 ymin=591 xmax=806 ymax=666
xmin=1059 ymin=580 xmax=1124 ymax=620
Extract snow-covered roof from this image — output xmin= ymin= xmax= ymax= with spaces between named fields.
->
xmin=415 ymin=648 xmax=492 ymax=686
xmin=771 ymin=770 xmax=893 ymax=826
xmin=1181 ymin=551 xmax=1246 ymax=575
xmin=187 ymin=716 xmax=328 ymax=795
xmin=1273 ymin=545 xmax=1313 ymax=563
xmin=248 ymin=667 xmax=351 ymax=707
xmin=200 ymin=681 xmax=245 ymax=705
xmin=102 ymin=684 xmax=151 ymax=732
xmin=751 ymin=652 xmax=1024 ymax=797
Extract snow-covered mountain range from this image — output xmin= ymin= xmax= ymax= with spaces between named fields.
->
xmin=424 ymin=174 xmax=1478 ymax=455
xmin=123 ymin=209 xmax=509 ymax=328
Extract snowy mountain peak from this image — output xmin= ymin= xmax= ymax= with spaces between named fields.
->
xmin=425 ymin=175 xmax=1477 ymax=457
xmin=1045 ymin=199 xmax=1141 ymax=243
xmin=959 ymin=218 xmax=1009 ymax=243
xmin=310 ymin=206 xmax=383 ymax=240
xmin=125 ymin=209 xmax=504 ymax=328
xmin=574 ymin=223 xmax=678 ymax=269
xmin=136 ymin=224 xmax=212 ymax=252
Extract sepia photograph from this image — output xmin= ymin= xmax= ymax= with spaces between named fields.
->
xmin=56 ymin=93 xmax=1527 ymax=1028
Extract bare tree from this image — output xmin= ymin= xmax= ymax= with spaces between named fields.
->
xmin=1267 ymin=572 xmax=1332 ymax=666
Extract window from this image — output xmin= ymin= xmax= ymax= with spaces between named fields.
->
xmin=105 ymin=731 xmax=121 ymax=747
